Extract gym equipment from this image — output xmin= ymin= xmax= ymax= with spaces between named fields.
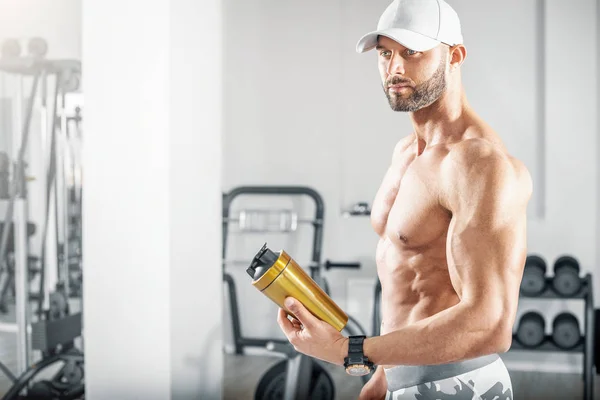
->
xmin=343 ymin=202 xmax=371 ymax=217
xmin=372 ymin=279 xmax=382 ymax=336
xmin=247 ymin=244 xmax=348 ymax=331
xmin=222 ymin=186 xmax=369 ymax=400
xmin=520 ymin=255 xmax=547 ymax=296
xmin=0 ymin=152 xmax=11 ymax=198
xmin=1 ymin=349 xmax=84 ymax=400
xmin=26 ymin=38 xmax=48 ymax=58
xmin=595 ymin=309 xmax=600 ymax=375
xmin=552 ymin=312 xmax=581 ymax=350
xmin=515 ymin=311 xmax=546 ymax=348
xmin=0 ymin=223 xmax=39 ymax=314
xmin=255 ymin=357 xmax=335 ymax=400
xmin=1 ymin=38 xmax=48 ymax=60
xmin=552 ymin=255 xmax=582 ymax=297
xmin=2 ymin=287 xmax=84 ymax=400
xmin=513 ymin=258 xmax=594 ymax=400
xmin=0 ymin=38 xmax=83 ymax=389
xmin=0 ymin=54 xmax=42 ymax=375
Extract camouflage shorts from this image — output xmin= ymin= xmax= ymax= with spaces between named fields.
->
xmin=384 ymin=354 xmax=513 ymax=400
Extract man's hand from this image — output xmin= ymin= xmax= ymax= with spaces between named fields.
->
xmin=276 ymin=297 xmax=348 ymax=366
xmin=358 ymin=366 xmax=388 ymax=400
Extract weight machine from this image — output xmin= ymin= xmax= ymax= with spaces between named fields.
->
xmin=0 ymin=37 xmax=84 ymax=399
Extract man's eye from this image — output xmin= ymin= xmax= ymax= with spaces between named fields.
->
xmin=406 ymin=49 xmax=418 ymax=56
xmin=380 ymin=50 xmax=391 ymax=57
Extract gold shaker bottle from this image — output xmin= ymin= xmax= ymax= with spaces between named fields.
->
xmin=246 ymin=243 xmax=348 ymax=331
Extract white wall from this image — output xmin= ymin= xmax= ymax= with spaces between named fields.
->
xmin=83 ymin=0 xmax=222 ymax=399
xmin=222 ymin=0 xmax=599 ymax=374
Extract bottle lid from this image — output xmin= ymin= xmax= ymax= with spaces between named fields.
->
xmin=247 ymin=243 xmax=290 ymax=291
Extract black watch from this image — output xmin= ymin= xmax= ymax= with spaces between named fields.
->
xmin=344 ymin=335 xmax=374 ymax=376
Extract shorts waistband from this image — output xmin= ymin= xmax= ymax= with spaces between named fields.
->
xmin=384 ymin=353 xmax=500 ymax=391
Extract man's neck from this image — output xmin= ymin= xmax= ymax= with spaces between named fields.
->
xmin=409 ymin=85 xmax=470 ymax=148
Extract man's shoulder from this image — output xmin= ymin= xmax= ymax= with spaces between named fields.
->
xmin=441 ymin=138 xmax=532 ymax=199
xmin=447 ymin=138 xmax=505 ymax=167
xmin=392 ymin=134 xmax=415 ymax=158
xmin=445 ymin=138 xmax=528 ymax=177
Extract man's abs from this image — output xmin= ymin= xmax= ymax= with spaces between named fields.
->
xmin=371 ymin=137 xmax=462 ymax=366
xmin=376 ymin=236 xmax=460 ymax=338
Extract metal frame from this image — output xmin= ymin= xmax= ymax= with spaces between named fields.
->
xmin=222 ymin=185 xmax=369 ymax=400
xmin=583 ymin=274 xmax=594 ymax=400
xmin=222 ymin=186 xmax=325 ymax=355
xmin=0 ymin=69 xmax=41 ymax=374
xmin=372 ymin=279 xmax=382 ymax=337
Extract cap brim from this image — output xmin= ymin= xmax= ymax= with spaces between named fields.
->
xmin=356 ymin=28 xmax=441 ymax=53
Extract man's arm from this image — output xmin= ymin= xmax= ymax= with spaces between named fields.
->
xmin=362 ymin=139 xmax=532 ymax=366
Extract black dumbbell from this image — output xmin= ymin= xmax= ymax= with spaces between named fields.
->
xmin=552 ymin=312 xmax=581 ymax=349
xmin=520 ymin=255 xmax=547 ymax=296
xmin=552 ymin=255 xmax=581 ymax=297
xmin=515 ymin=311 xmax=546 ymax=348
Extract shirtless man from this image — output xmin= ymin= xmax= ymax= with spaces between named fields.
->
xmin=276 ymin=0 xmax=532 ymax=399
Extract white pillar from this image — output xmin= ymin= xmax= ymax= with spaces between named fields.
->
xmin=82 ymin=0 xmax=223 ymax=398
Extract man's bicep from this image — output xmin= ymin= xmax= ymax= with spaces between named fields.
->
xmin=443 ymin=149 xmax=529 ymax=306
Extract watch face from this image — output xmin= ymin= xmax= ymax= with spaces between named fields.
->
xmin=346 ymin=365 xmax=370 ymax=376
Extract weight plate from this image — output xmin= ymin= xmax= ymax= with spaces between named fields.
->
xmin=310 ymin=366 xmax=335 ymax=400
xmin=255 ymin=359 xmax=334 ymax=400
xmin=50 ymin=362 xmax=84 ymax=392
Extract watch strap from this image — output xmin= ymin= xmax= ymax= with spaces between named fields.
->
xmin=344 ymin=335 xmax=373 ymax=367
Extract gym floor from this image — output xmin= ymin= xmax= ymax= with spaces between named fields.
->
xmin=0 ymin=329 xmax=597 ymax=398
xmin=222 ymin=352 xmax=600 ymax=400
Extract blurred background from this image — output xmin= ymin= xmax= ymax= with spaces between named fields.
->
xmin=0 ymin=0 xmax=597 ymax=399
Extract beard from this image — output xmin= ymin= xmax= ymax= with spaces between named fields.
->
xmin=383 ymin=56 xmax=447 ymax=112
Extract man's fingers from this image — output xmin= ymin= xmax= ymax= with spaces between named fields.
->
xmin=284 ymin=297 xmax=315 ymax=329
xmin=277 ymin=308 xmax=299 ymax=339
xmin=290 ymin=317 xmax=302 ymax=329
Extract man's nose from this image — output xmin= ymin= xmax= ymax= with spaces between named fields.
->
xmin=386 ymin=53 xmax=406 ymax=76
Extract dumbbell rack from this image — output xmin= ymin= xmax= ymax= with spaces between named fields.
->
xmin=510 ymin=273 xmax=594 ymax=400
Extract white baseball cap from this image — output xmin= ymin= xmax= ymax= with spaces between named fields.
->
xmin=356 ymin=0 xmax=463 ymax=53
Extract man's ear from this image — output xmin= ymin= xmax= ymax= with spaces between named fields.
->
xmin=449 ymin=44 xmax=467 ymax=71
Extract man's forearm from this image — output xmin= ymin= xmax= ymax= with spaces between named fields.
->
xmin=363 ymin=302 xmax=511 ymax=367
